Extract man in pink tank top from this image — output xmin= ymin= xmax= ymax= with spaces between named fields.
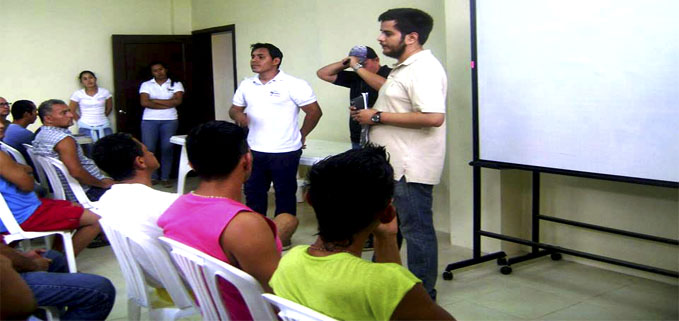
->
xmin=158 ymin=121 xmax=282 ymax=321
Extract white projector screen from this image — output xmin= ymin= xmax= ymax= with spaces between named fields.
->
xmin=475 ymin=0 xmax=679 ymax=183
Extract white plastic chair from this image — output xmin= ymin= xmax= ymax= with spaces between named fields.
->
xmin=36 ymin=155 xmax=95 ymax=209
xmin=22 ymin=144 xmax=50 ymax=195
xmin=261 ymin=294 xmax=337 ymax=321
xmin=159 ymin=236 xmax=277 ymax=321
xmin=99 ymin=218 xmax=198 ymax=321
xmin=0 ymin=193 xmax=77 ymax=273
xmin=0 ymin=141 xmax=28 ymax=165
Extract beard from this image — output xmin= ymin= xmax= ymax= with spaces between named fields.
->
xmin=383 ymin=40 xmax=407 ymax=59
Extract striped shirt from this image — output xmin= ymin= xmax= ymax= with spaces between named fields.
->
xmin=32 ymin=126 xmax=107 ymax=200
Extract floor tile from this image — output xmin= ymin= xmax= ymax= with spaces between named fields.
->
xmin=443 ymin=300 xmax=526 ymax=321
xmin=541 ymin=301 xmax=647 ymax=320
xmin=471 ymin=284 xmax=581 ymax=319
xmin=588 ymin=281 xmax=679 ymax=320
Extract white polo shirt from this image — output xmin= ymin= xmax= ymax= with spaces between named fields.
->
xmin=233 ymin=70 xmax=317 ymax=153
xmin=139 ymin=78 xmax=184 ymax=120
xmin=69 ymin=88 xmax=112 ymax=126
xmin=370 ymin=50 xmax=447 ymax=185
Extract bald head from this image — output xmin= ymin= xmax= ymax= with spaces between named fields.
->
xmin=0 ymin=97 xmax=9 ymax=118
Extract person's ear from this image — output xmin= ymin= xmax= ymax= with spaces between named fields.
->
xmin=377 ymin=202 xmax=396 ymax=223
xmin=134 ymin=155 xmax=146 ymax=170
xmin=273 ymin=57 xmax=281 ymax=67
xmin=405 ymin=32 xmax=419 ymax=45
xmin=243 ymin=151 xmax=253 ymax=171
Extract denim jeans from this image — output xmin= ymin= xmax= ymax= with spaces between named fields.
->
xmin=21 ymin=250 xmax=116 ymax=320
xmin=245 ymin=149 xmax=302 ymax=216
xmin=392 ymin=177 xmax=438 ymax=300
xmin=141 ymin=119 xmax=178 ymax=180
xmin=78 ymin=126 xmax=112 ymax=156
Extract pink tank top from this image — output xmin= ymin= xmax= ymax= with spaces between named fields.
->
xmin=158 ymin=193 xmax=282 ymax=320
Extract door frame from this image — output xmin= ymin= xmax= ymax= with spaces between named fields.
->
xmin=111 ymin=34 xmax=193 ymax=137
xmin=191 ymin=25 xmax=237 ymax=121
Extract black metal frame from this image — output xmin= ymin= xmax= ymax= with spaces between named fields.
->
xmin=443 ymin=0 xmax=679 ymax=280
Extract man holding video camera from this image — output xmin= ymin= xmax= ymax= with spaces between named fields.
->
xmin=317 ymin=46 xmax=391 ymax=149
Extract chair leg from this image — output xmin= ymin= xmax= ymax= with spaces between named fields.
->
xmin=44 ymin=235 xmax=53 ymax=250
xmin=60 ymin=234 xmax=78 ymax=273
xmin=39 ymin=306 xmax=60 ymax=321
xmin=127 ymin=298 xmax=142 ymax=321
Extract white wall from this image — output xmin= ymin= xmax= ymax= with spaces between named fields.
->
xmin=0 ymin=0 xmax=192 ymax=131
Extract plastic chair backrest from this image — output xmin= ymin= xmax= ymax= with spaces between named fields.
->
xmin=261 ymin=293 xmax=337 ymax=321
xmin=0 ymin=193 xmax=78 ymax=273
xmin=38 ymin=156 xmax=94 ymax=209
xmin=99 ymin=218 xmax=195 ymax=310
xmin=159 ymin=236 xmax=277 ymax=321
xmin=0 ymin=141 xmax=28 ymax=165
xmin=0 ymin=192 xmax=24 ymax=235
xmin=22 ymin=144 xmax=49 ymax=193
xmin=99 ymin=218 xmax=152 ymax=308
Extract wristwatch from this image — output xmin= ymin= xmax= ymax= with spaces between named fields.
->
xmin=371 ymin=111 xmax=382 ymax=124
xmin=352 ymin=63 xmax=363 ymax=71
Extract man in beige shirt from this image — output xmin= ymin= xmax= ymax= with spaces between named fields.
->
xmin=352 ymin=8 xmax=447 ymax=300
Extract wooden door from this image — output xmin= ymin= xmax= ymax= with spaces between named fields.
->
xmin=112 ymin=35 xmax=198 ymax=138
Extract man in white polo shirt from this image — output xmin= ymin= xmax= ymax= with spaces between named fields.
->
xmin=352 ymin=8 xmax=447 ymax=300
xmin=229 ymin=43 xmax=322 ymax=248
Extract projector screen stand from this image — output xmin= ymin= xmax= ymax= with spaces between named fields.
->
xmin=443 ymin=166 xmax=679 ymax=280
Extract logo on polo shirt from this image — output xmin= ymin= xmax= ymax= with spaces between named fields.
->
xmin=270 ymin=90 xmax=280 ymax=97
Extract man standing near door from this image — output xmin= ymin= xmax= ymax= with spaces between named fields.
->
xmin=229 ymin=43 xmax=322 ymax=249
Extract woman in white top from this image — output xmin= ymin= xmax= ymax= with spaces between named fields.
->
xmin=139 ymin=62 xmax=184 ymax=186
xmin=69 ymin=70 xmax=113 ymax=142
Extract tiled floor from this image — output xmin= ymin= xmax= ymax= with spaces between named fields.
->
xmin=76 ymin=178 xmax=678 ymax=320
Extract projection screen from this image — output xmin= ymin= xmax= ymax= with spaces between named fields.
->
xmin=474 ymin=0 xmax=678 ymax=184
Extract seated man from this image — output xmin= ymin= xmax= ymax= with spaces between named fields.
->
xmin=159 ymin=121 xmax=282 ymax=321
xmin=0 ymin=241 xmax=115 ymax=320
xmin=32 ymin=99 xmax=112 ymax=201
xmin=0 ymin=97 xmax=9 ymax=127
xmin=269 ymin=146 xmax=455 ymax=320
xmin=0 ymin=121 xmax=102 ymax=256
xmin=92 ymin=132 xmax=178 ymax=285
xmin=3 ymin=100 xmax=38 ymax=165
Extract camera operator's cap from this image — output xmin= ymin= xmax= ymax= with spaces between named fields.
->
xmin=349 ymin=45 xmax=368 ymax=63
xmin=365 ymin=46 xmax=378 ymax=59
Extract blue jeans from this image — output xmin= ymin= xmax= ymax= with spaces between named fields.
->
xmin=78 ymin=126 xmax=113 ymax=156
xmin=21 ymin=251 xmax=116 ymax=320
xmin=245 ymin=149 xmax=302 ymax=216
xmin=141 ymin=119 xmax=178 ymax=180
xmin=392 ymin=177 xmax=438 ymax=300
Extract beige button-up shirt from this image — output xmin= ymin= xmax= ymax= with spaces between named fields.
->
xmin=369 ymin=50 xmax=447 ymax=185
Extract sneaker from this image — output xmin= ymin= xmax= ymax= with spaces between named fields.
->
xmin=87 ymin=234 xmax=110 ymax=248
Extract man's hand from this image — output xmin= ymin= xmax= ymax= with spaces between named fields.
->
xmin=101 ymin=178 xmax=114 ymax=189
xmin=373 ymin=205 xmax=398 ymax=238
xmin=235 ymin=113 xmax=249 ymax=127
xmin=348 ymin=56 xmax=360 ymax=68
xmin=350 ymin=106 xmax=379 ymax=125
xmin=300 ymin=132 xmax=307 ymax=149
xmin=22 ymin=249 xmax=51 ymax=271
